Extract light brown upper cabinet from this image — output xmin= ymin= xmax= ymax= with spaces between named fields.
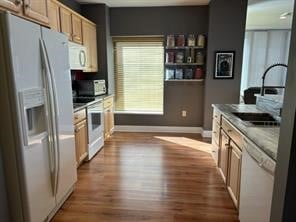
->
xmin=23 ymin=0 xmax=49 ymax=24
xmin=82 ymin=20 xmax=98 ymax=72
xmin=59 ymin=5 xmax=72 ymax=41
xmin=0 ymin=0 xmax=22 ymax=13
xmin=0 ymin=0 xmax=49 ymax=25
xmin=48 ymin=0 xmax=60 ymax=32
xmin=71 ymin=13 xmax=82 ymax=44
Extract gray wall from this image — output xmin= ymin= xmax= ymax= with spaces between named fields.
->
xmin=271 ymin=3 xmax=296 ymax=221
xmin=110 ymin=6 xmax=209 ymax=36
xmin=110 ymin=6 xmax=209 ymax=127
xmin=116 ymin=82 xmax=205 ymax=126
xmin=58 ymin=0 xmax=81 ymax=13
xmin=203 ymin=0 xmax=248 ymax=130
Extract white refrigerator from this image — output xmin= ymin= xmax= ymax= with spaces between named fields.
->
xmin=0 ymin=12 xmax=77 ymax=222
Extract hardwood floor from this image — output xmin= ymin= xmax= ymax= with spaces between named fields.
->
xmin=52 ymin=132 xmax=239 ymax=222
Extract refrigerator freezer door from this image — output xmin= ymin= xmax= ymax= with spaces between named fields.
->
xmin=41 ymin=27 xmax=77 ymax=205
xmin=4 ymin=14 xmax=56 ymax=222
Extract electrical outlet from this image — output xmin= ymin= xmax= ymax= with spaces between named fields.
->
xmin=182 ymin=110 xmax=187 ymax=117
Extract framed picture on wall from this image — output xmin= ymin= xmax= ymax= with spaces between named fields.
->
xmin=214 ymin=51 xmax=235 ymax=79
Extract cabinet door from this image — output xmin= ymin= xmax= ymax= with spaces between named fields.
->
xmin=219 ymin=130 xmax=230 ymax=183
xmin=59 ymin=6 xmax=72 ymax=41
xmin=212 ymin=120 xmax=220 ymax=145
xmin=23 ymin=0 xmax=49 ymax=24
xmin=71 ymin=13 xmax=82 ymax=44
xmin=0 ymin=0 xmax=22 ymax=13
xmin=82 ymin=20 xmax=98 ymax=72
xmin=227 ymin=141 xmax=242 ymax=208
xmin=74 ymin=120 xmax=88 ymax=167
xmin=104 ymin=108 xmax=109 ymax=139
xmin=48 ymin=0 xmax=60 ymax=32
xmin=82 ymin=20 xmax=91 ymax=71
xmin=89 ymin=23 xmax=97 ymax=71
xmin=109 ymin=106 xmax=114 ymax=134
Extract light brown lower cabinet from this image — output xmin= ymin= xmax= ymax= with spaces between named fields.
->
xmin=227 ymin=141 xmax=242 ymax=208
xmin=74 ymin=119 xmax=88 ymax=167
xmin=219 ymin=130 xmax=230 ymax=183
xmin=103 ymin=97 xmax=114 ymax=140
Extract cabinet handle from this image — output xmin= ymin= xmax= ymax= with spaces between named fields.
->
xmin=75 ymin=125 xmax=84 ymax=132
xmin=24 ymin=3 xmax=30 ymax=8
xmin=227 ymin=129 xmax=232 ymax=133
xmin=15 ymin=0 xmax=22 ymax=5
xmin=74 ymin=35 xmax=81 ymax=40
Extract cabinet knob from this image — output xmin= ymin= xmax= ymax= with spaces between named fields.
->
xmin=227 ymin=129 xmax=232 ymax=133
xmin=15 ymin=0 xmax=22 ymax=5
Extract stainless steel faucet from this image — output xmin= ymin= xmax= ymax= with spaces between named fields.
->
xmin=261 ymin=63 xmax=288 ymax=96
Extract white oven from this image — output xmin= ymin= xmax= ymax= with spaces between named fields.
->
xmin=87 ymin=100 xmax=104 ymax=160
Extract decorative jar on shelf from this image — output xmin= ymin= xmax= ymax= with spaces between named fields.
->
xmin=167 ymin=35 xmax=175 ymax=47
xmin=195 ymin=68 xmax=204 ymax=79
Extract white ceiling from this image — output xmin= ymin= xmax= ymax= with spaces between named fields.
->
xmin=246 ymin=0 xmax=294 ymax=30
xmin=76 ymin=0 xmax=210 ymax=7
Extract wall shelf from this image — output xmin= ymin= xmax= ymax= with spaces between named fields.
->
xmin=164 ymin=34 xmax=207 ymax=81
xmin=165 ymin=46 xmax=204 ymax=50
xmin=165 ymin=63 xmax=204 ymax=66
xmin=165 ymin=79 xmax=204 ymax=82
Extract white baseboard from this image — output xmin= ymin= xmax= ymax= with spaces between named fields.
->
xmin=114 ymin=125 xmax=212 ymax=138
xmin=202 ymin=130 xmax=212 ymax=138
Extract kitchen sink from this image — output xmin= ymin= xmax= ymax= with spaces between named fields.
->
xmin=232 ymin=112 xmax=280 ymax=126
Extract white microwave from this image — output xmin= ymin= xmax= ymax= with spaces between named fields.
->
xmin=68 ymin=42 xmax=87 ymax=70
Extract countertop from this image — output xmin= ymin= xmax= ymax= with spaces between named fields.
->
xmin=73 ymin=94 xmax=114 ymax=112
xmin=213 ymin=104 xmax=280 ymax=161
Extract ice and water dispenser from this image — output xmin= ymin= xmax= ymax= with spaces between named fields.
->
xmin=19 ymin=88 xmax=48 ymax=147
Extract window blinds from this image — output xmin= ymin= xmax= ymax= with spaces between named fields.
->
xmin=113 ymin=37 xmax=164 ymax=113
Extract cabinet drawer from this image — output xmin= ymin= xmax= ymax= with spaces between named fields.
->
xmin=213 ymin=108 xmax=222 ymax=125
xmin=74 ymin=108 xmax=86 ymax=124
xmin=103 ymin=97 xmax=113 ymax=109
xmin=221 ymin=117 xmax=243 ymax=149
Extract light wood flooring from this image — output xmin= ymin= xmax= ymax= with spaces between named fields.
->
xmin=52 ymin=132 xmax=239 ymax=222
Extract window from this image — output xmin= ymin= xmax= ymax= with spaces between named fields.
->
xmin=241 ymin=30 xmax=291 ymax=95
xmin=113 ymin=37 xmax=164 ymax=114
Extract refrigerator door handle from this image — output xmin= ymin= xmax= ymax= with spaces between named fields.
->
xmin=42 ymin=39 xmax=61 ymax=195
xmin=40 ymin=39 xmax=59 ymax=196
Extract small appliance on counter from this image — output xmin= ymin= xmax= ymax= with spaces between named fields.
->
xmin=77 ymin=80 xmax=106 ymax=96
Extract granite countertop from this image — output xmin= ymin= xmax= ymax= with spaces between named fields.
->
xmin=73 ymin=94 xmax=114 ymax=112
xmin=213 ymin=104 xmax=280 ymax=161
